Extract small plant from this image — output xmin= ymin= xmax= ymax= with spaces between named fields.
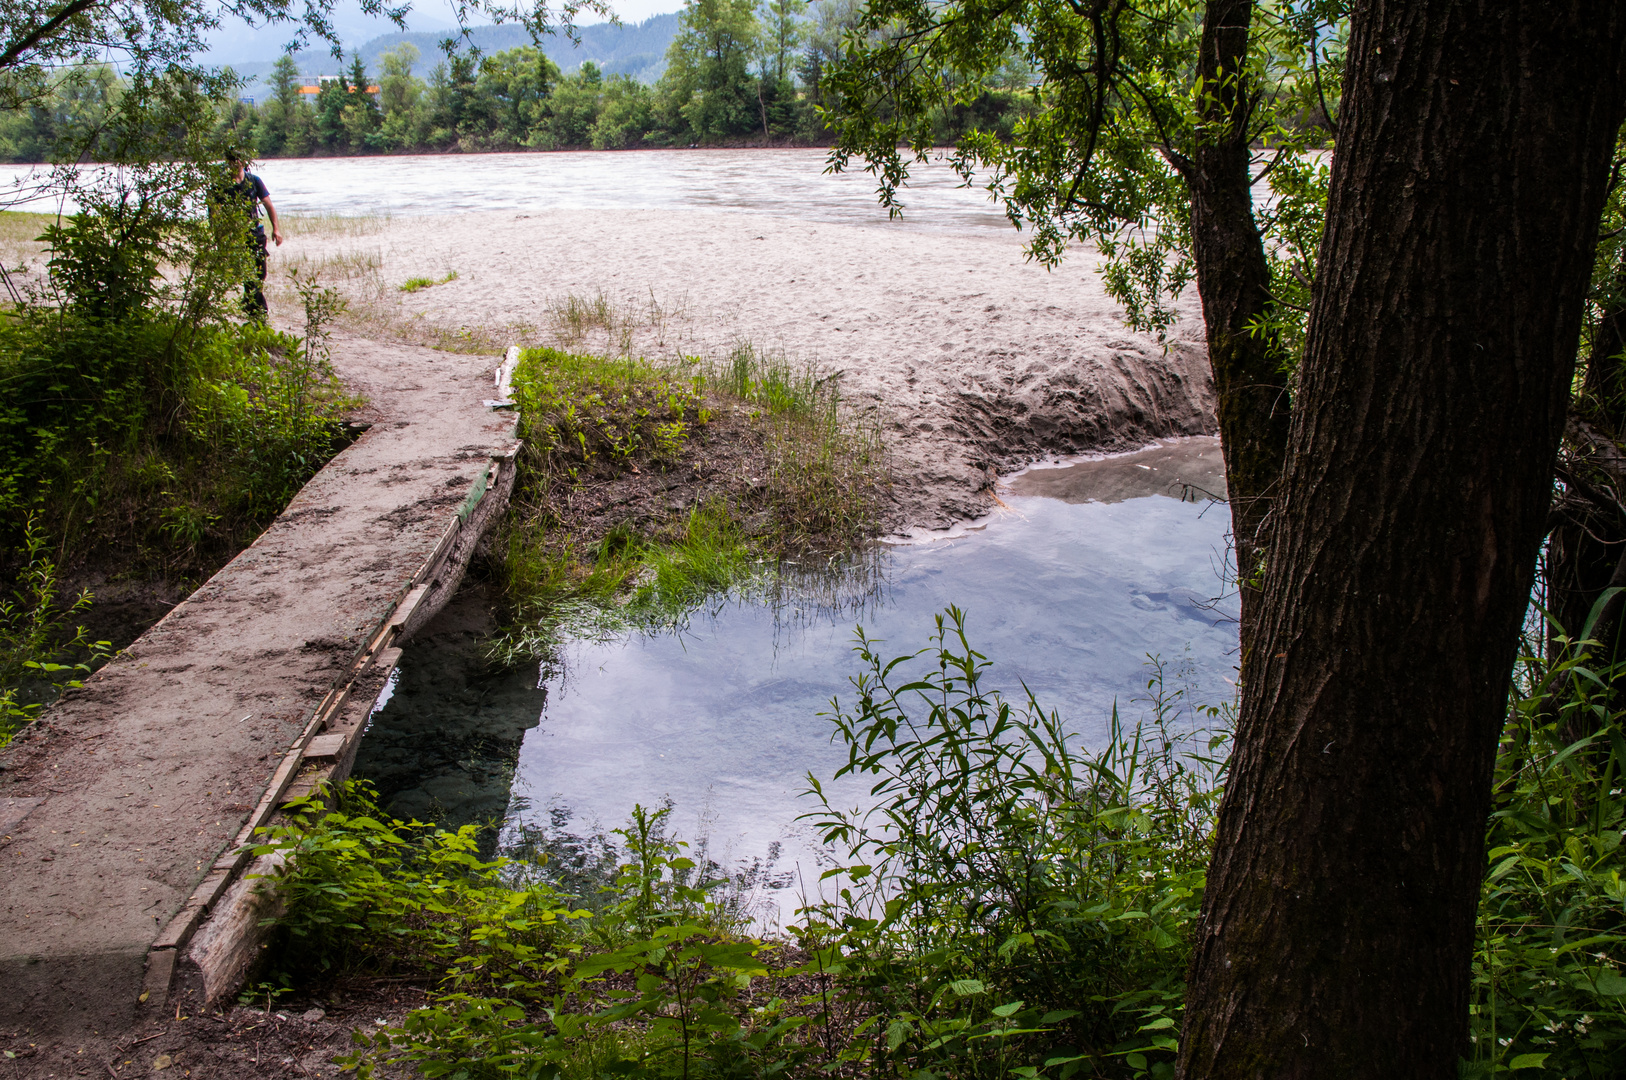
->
xmin=238 ymin=980 xmax=291 ymax=1013
xmin=0 ymin=517 xmax=111 ymax=746
xmin=398 ymin=269 xmax=458 ymax=293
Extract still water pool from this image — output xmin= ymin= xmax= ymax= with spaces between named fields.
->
xmin=351 ymin=441 xmax=1239 ymax=905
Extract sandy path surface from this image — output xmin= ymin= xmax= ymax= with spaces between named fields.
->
xmin=282 ymin=208 xmax=1216 ymax=532
xmin=0 ymin=335 xmax=515 ymax=1034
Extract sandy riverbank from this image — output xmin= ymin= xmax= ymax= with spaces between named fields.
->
xmin=274 ymin=207 xmax=1217 ymax=533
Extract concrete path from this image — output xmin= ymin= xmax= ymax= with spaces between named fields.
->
xmin=0 ymin=333 xmax=518 ymax=1035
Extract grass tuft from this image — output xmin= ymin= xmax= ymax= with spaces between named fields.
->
xmin=276 ymin=212 xmax=391 ymax=239
xmin=398 ymin=270 xmax=458 ymax=293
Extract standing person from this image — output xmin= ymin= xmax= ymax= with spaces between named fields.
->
xmin=222 ymin=154 xmax=284 ymax=319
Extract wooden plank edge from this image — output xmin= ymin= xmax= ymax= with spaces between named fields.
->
xmin=153 ymin=414 xmax=523 ymax=1009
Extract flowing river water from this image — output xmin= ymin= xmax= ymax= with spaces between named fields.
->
xmin=2 ymin=148 xmax=1013 ymax=231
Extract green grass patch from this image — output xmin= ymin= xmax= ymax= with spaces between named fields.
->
xmin=492 ymin=499 xmax=764 ymax=665
xmin=694 ymin=342 xmax=888 ymax=545
xmin=0 ymin=210 xmax=53 ymax=245
xmin=398 ymin=269 xmax=458 ymax=293
xmin=511 ymin=345 xmax=707 ymax=482
xmin=698 ymin=341 xmax=828 ymax=416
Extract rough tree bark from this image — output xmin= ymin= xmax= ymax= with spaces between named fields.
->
xmin=1177 ymin=2 xmax=1626 ymax=1076
xmin=1177 ymin=0 xmax=1293 ymax=668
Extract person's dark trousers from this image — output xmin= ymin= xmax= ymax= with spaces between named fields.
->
xmin=243 ymin=230 xmax=269 ymax=319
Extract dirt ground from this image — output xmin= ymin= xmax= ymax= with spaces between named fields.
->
xmin=0 ymin=979 xmax=429 ymax=1079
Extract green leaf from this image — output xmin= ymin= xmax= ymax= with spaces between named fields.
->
xmin=949 ymin=979 xmax=986 ymax=997
xmin=1139 ymin=1016 xmax=1176 ymax=1031
xmin=1595 ymin=971 xmax=1626 ymax=996
xmin=1509 ymin=1053 xmax=1548 ymax=1069
xmin=992 ymin=1000 xmax=1023 ymax=1018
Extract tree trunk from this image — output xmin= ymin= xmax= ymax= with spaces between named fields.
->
xmin=1182 ymin=0 xmax=1293 ymax=674
xmin=1178 ymin=3 xmax=1626 ymax=1076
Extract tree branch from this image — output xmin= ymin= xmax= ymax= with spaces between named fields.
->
xmin=0 ymin=0 xmax=104 ymax=71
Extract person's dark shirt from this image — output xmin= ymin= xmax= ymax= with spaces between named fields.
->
xmin=220 ymin=173 xmax=269 ymax=233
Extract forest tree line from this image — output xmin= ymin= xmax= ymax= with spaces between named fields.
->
xmin=0 ymin=0 xmax=1037 ymax=161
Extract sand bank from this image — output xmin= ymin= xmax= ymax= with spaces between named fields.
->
xmin=277 ymin=207 xmax=1216 ymax=532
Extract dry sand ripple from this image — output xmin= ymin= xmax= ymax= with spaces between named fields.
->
xmin=279 ymin=207 xmax=1216 ymax=532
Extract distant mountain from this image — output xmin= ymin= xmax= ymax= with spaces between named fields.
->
xmin=223 ymin=13 xmax=679 ymax=99
xmin=202 ymin=0 xmax=461 ymax=66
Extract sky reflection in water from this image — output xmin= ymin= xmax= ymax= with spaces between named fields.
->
xmin=503 ymin=488 xmax=1238 ymax=908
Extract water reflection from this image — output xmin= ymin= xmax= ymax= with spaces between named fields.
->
xmin=350 ymin=590 xmax=546 ymax=837
xmin=351 ymin=481 xmax=1239 ymax=915
xmin=509 ymin=490 xmax=1234 ymax=886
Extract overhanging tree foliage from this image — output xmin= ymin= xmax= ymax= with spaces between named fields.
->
xmin=821 ymin=0 xmax=1344 ymax=664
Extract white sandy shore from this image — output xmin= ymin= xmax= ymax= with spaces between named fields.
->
xmin=275 ymin=207 xmax=1217 ymax=532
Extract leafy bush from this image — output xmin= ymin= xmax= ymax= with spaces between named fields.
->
xmin=1 ymin=140 xmax=358 ymax=579
xmin=252 ymin=783 xmax=584 ymax=988
xmin=1463 ymin=638 xmax=1626 ymax=1077
xmin=258 ymin=789 xmax=805 ymax=1079
xmin=800 ymin=608 xmax=1222 ymax=1079
xmin=0 ymin=308 xmax=353 ymax=572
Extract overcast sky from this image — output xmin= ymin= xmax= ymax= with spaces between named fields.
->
xmin=406 ymin=0 xmax=683 ymax=26
xmin=203 ymin=0 xmax=682 ymax=63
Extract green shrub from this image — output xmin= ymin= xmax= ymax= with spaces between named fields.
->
xmin=252 ymin=782 xmax=584 ymax=988
xmin=492 ymin=499 xmax=765 ymax=665
xmin=1463 ymin=638 xmax=1626 ymax=1077
xmin=800 ymin=608 xmax=1221 ymax=1079
xmin=259 ymin=788 xmax=805 ymax=1079
xmin=0 ymin=308 xmax=354 ymax=572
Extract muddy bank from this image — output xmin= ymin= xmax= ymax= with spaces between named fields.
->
xmin=283 ymin=208 xmax=1216 ymax=531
